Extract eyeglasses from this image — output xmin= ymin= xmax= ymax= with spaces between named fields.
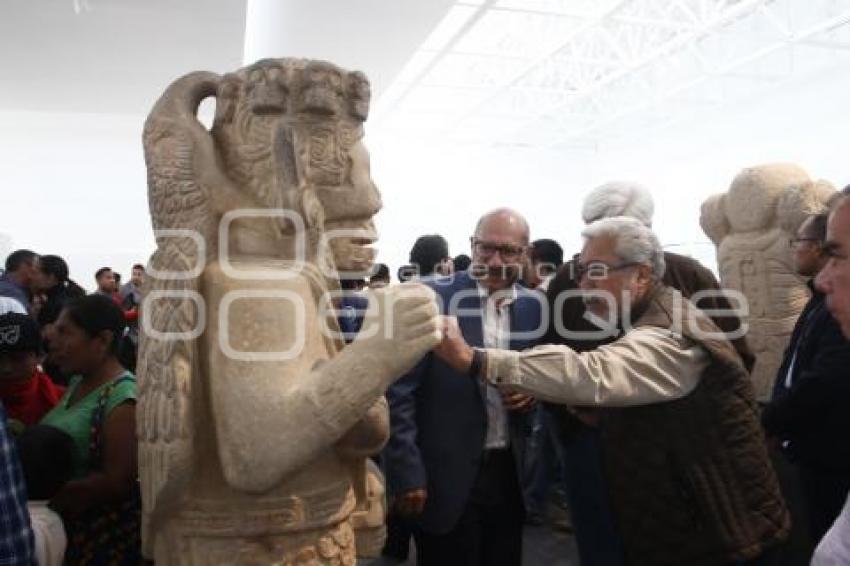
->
xmin=789 ymin=237 xmax=820 ymax=248
xmin=575 ymin=261 xmax=640 ymax=281
xmin=471 ymin=238 xmax=526 ymax=261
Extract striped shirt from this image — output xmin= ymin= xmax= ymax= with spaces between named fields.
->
xmin=0 ymin=403 xmax=35 ymax=565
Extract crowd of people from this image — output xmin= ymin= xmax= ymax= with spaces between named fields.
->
xmin=1 ymin=181 xmax=850 ymax=565
xmin=0 ymin=257 xmax=144 ymax=565
xmin=372 ymin=183 xmax=850 ymax=566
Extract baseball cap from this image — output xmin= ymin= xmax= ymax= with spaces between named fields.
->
xmin=0 ymin=313 xmax=42 ymax=354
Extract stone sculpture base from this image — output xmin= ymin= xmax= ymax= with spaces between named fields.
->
xmin=154 ymin=519 xmax=355 ymax=565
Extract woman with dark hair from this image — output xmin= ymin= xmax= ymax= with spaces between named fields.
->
xmin=35 ymin=255 xmax=85 ymax=385
xmin=36 ymin=255 xmax=85 ymax=326
xmin=39 ymin=294 xmax=140 ymax=564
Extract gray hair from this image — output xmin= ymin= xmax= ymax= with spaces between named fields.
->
xmin=582 ymin=181 xmax=655 ymax=227
xmin=582 ymin=216 xmax=666 ymax=279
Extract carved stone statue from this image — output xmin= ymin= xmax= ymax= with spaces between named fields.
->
xmin=700 ymin=163 xmax=834 ymax=400
xmin=137 ymin=58 xmax=439 ymax=564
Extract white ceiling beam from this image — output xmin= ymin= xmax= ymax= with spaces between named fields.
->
xmin=758 ymin=2 xmax=792 ymax=38
xmin=670 ymin=0 xmax=701 ymax=25
xmin=525 ymin=0 xmax=771 ymax=143
xmin=372 ymin=0 xmax=497 ymax=124
xmin=445 ymin=0 xmax=634 ymax=129
xmin=376 ymin=0 xmax=850 ymax=146
xmin=488 ymin=4 xmax=691 ymax=29
xmin=799 ymin=38 xmax=850 ymax=51
xmin=549 ymin=5 xmax=850 ymax=147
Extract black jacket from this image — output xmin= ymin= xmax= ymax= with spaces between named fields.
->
xmin=762 ymin=282 xmax=850 ymax=472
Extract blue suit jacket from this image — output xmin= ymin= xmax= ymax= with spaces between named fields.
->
xmin=384 ymin=271 xmax=545 ymax=534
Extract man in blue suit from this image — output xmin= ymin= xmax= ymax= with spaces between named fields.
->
xmin=384 ymin=209 xmax=544 ymax=566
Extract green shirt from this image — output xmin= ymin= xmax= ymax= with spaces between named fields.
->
xmin=40 ymin=372 xmax=136 ymax=478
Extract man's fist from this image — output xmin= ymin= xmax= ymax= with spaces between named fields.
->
xmin=433 ymin=315 xmax=474 ymax=373
xmin=393 ymin=488 xmax=427 ymax=516
xmin=501 ymin=390 xmax=535 ymax=412
xmin=354 ymin=282 xmax=441 ymax=378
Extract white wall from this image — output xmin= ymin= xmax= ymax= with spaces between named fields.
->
xmin=0 ymin=111 xmax=153 ymax=291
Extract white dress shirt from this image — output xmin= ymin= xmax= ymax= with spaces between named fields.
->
xmin=478 ymin=284 xmax=516 ymax=449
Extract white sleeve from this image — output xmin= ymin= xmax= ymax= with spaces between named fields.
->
xmin=484 ymin=327 xmax=709 ymax=406
xmin=0 ymin=296 xmax=27 ymax=315
xmin=28 ymin=503 xmax=67 ymax=566
xmin=812 ymin=494 xmax=850 ymax=566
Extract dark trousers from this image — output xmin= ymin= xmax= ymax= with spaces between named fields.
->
xmin=799 ymin=465 xmax=850 ymax=544
xmin=728 ymin=543 xmax=783 ymax=566
xmin=560 ymin=426 xmax=625 ymax=566
xmin=415 ymin=449 xmax=524 ymax=566
xmin=767 ymin=444 xmax=814 ymax=565
xmin=524 ymin=405 xmax=562 ymax=516
xmin=382 ymin=512 xmax=417 ymax=561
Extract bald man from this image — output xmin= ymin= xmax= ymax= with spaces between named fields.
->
xmin=384 ymin=209 xmax=544 ymax=566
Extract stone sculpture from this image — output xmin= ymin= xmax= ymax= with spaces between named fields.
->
xmin=137 ymin=58 xmax=440 ymax=564
xmin=700 ymin=163 xmax=834 ymax=400
xmin=349 ymin=460 xmax=388 ymax=556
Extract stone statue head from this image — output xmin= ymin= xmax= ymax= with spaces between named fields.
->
xmin=700 ymin=163 xmax=836 ymax=245
xmin=206 ymin=58 xmax=382 ymax=276
xmin=723 ymin=163 xmax=811 ymax=233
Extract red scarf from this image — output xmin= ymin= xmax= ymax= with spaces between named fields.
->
xmin=0 ymin=369 xmax=65 ymax=426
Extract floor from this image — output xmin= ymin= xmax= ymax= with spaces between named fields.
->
xmin=521 ymin=522 xmax=579 ymax=565
xmin=361 ymin=503 xmax=579 ymax=566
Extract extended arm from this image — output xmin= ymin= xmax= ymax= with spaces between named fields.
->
xmin=484 ymin=327 xmax=708 ymax=407
xmin=209 ymin=284 xmax=440 ymax=493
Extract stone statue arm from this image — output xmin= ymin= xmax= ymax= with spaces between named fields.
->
xmin=334 ymin=393 xmax=390 ymax=521
xmin=700 ymin=193 xmax=729 ymax=246
xmin=335 ymin=396 xmax=389 ymax=458
xmin=210 ymin=284 xmax=440 ymax=493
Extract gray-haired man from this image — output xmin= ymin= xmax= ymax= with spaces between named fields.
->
xmin=539 ymin=181 xmax=754 ymax=566
xmin=435 ymin=217 xmax=789 ymax=566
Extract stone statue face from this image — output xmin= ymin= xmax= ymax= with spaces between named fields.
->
xmin=313 ymin=137 xmax=382 ymax=275
xmin=211 ymin=59 xmax=381 ymax=275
